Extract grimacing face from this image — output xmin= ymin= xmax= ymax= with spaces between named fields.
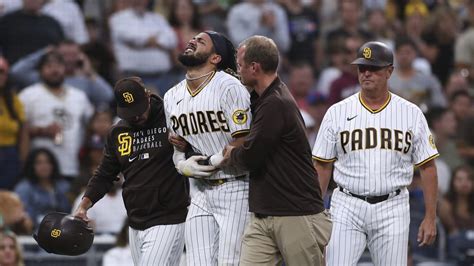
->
xmin=178 ymin=32 xmax=215 ymax=68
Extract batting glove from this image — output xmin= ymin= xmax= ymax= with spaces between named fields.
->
xmin=176 ymin=156 xmax=216 ymax=177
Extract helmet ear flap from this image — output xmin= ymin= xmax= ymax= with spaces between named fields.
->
xmin=34 ymin=212 xmax=94 ymax=256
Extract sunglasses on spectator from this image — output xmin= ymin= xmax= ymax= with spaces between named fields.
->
xmin=358 ymin=65 xmax=386 ymax=72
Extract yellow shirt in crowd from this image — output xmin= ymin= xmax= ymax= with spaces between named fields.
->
xmin=0 ymin=94 xmax=25 ymax=146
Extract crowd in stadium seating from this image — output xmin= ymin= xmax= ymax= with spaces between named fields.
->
xmin=0 ymin=0 xmax=473 ymax=265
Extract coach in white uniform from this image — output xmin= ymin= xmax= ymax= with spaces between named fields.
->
xmin=164 ymin=31 xmax=251 ymax=265
xmin=313 ymin=41 xmax=439 ymax=265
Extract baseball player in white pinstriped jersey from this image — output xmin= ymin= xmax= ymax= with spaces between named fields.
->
xmin=313 ymin=41 xmax=439 ymax=265
xmin=164 ymin=31 xmax=251 ymax=265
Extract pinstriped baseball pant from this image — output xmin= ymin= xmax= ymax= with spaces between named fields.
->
xmin=129 ymin=223 xmax=185 ymax=266
xmin=185 ymin=179 xmax=250 ymax=266
xmin=327 ymin=188 xmax=409 ymax=266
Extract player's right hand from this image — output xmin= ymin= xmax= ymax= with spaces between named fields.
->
xmin=73 ymin=207 xmax=90 ymax=223
xmin=177 ymin=155 xmax=216 ymax=177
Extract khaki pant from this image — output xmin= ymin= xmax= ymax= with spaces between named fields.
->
xmin=240 ymin=210 xmax=332 ymax=266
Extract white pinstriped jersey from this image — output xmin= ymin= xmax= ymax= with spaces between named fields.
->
xmin=313 ymin=92 xmax=439 ymax=195
xmin=164 ymin=71 xmax=251 ymax=180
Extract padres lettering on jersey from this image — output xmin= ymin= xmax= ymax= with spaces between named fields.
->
xmin=339 ymin=127 xmax=412 ymax=154
xmin=164 ymin=71 xmax=251 ymax=180
xmin=312 ymin=92 xmax=438 ymax=195
xmin=170 ymin=110 xmax=230 ymax=136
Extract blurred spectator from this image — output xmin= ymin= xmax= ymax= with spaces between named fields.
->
xmin=227 ymin=0 xmax=290 ymax=52
xmin=288 ymin=61 xmax=316 ymax=110
xmin=0 ymin=0 xmax=22 ymax=16
xmin=109 ymin=0 xmax=178 ymax=96
xmin=400 ymin=0 xmax=434 ymax=75
xmin=14 ymin=148 xmax=71 ymax=228
xmin=72 ymin=177 xmax=126 ymax=235
xmin=388 ymin=36 xmax=446 ymax=111
xmin=82 ymin=0 xmax=122 ymax=27
xmin=190 ymin=0 xmax=227 ymax=33
xmin=444 ymin=70 xmax=470 ymax=99
xmin=82 ymin=18 xmax=118 ymax=85
xmin=455 ymin=0 xmax=474 ymax=87
xmin=325 ymin=0 xmax=372 ymax=52
xmin=316 ymin=38 xmax=346 ymax=97
xmin=426 ymin=107 xmax=464 ymax=171
xmin=421 ymin=6 xmax=459 ymax=85
xmin=451 ymin=90 xmax=474 ymax=166
xmin=169 ymin=0 xmax=202 ymax=54
xmin=449 ymin=90 xmax=472 ymax=125
xmin=306 ymin=91 xmax=328 ymax=136
xmin=439 ymin=165 xmax=474 ymax=234
xmin=0 ymin=0 xmax=64 ymax=64
xmin=0 ymin=57 xmax=28 ymax=190
xmin=102 ymin=218 xmax=133 ymax=266
xmin=83 ymin=109 xmax=114 ymax=172
xmin=18 ymin=51 xmax=94 ymax=179
xmin=11 ymin=42 xmax=114 ymax=107
xmin=42 ymin=0 xmax=89 ymax=44
xmin=279 ymin=0 xmax=321 ymax=68
xmin=0 ymin=191 xmax=33 ymax=235
xmin=366 ymin=8 xmax=395 ymax=48
xmin=327 ymin=34 xmax=362 ymax=104
xmin=0 ymin=230 xmax=24 ymax=266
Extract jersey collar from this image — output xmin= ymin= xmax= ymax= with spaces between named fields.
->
xmin=186 ymin=71 xmax=216 ymax=97
xmin=358 ymin=92 xmax=391 ymax=114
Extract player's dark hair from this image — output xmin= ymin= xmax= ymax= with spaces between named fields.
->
xmin=239 ymin=36 xmax=279 ymax=73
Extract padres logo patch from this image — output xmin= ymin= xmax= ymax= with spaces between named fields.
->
xmin=51 ymin=229 xmax=61 ymax=238
xmin=123 ymin=92 xmax=134 ymax=103
xmin=232 ymin=110 xmax=248 ymax=125
xmin=363 ymin=47 xmax=372 ymax=59
xmin=429 ymin=135 xmax=436 ymax=149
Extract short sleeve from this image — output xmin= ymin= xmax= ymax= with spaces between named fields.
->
xmin=412 ymin=110 xmax=439 ymax=166
xmin=220 ymin=81 xmax=251 ymax=137
xmin=312 ymin=107 xmax=338 ymax=162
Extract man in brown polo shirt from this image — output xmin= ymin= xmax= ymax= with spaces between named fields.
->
xmin=219 ymin=35 xmax=332 ymax=265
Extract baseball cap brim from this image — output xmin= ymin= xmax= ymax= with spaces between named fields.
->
xmin=117 ymin=102 xmax=148 ymax=120
xmin=350 ymin=58 xmax=391 ymax=67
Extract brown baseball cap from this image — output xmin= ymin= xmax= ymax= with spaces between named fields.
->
xmin=114 ymin=77 xmax=148 ymax=120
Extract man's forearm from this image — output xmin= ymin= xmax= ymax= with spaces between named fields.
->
xmin=314 ymin=161 xmax=333 ymax=197
xmin=420 ymin=161 xmax=438 ymax=219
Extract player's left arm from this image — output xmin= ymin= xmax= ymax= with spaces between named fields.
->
xmin=418 ymin=159 xmax=438 ymax=246
xmin=412 ymin=110 xmax=439 ymax=246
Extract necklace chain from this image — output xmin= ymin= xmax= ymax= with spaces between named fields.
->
xmin=185 ymin=70 xmax=214 ymax=81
